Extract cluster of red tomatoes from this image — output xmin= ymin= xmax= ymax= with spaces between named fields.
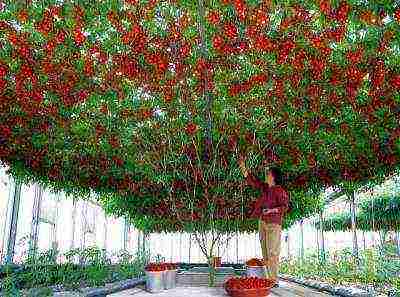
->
xmin=145 ymin=263 xmax=178 ymax=272
xmin=395 ymin=9 xmax=400 ymax=23
xmin=225 ymin=277 xmax=274 ymax=290
xmin=228 ymin=73 xmax=268 ymax=97
xmin=245 ymin=258 xmax=265 ymax=267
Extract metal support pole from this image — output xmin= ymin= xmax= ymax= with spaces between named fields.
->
xmin=236 ymin=232 xmax=239 ymax=264
xmin=316 ymin=223 xmax=320 ymax=256
xmin=226 ymin=235 xmax=229 ymax=263
xmin=5 ymin=182 xmax=22 ymax=264
xmin=29 ymin=185 xmax=43 ymax=256
xmin=170 ymin=234 xmax=174 ymax=262
xmin=70 ymin=198 xmax=77 ymax=250
xmin=188 ymin=233 xmax=192 ymax=264
xmin=179 ymin=233 xmax=182 ymax=263
xmin=396 ymin=232 xmax=400 ymax=256
xmin=254 ymin=233 xmax=258 ymax=257
xmin=137 ymin=230 xmax=141 ymax=253
xmin=143 ymin=232 xmax=148 ymax=255
xmin=51 ymin=195 xmax=60 ymax=251
xmin=80 ymin=201 xmax=87 ymax=251
xmin=362 ymin=231 xmax=366 ymax=250
xmin=123 ymin=217 xmax=129 ymax=251
xmin=103 ymin=212 xmax=108 ymax=251
xmin=300 ymin=220 xmax=304 ymax=262
xmin=286 ymin=232 xmax=290 ymax=259
xmin=350 ymin=191 xmax=359 ymax=262
xmin=319 ymin=211 xmax=326 ymax=261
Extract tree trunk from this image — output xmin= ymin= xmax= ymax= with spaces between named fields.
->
xmin=208 ymin=256 xmax=216 ymax=287
xmin=193 ymin=232 xmax=219 ymax=287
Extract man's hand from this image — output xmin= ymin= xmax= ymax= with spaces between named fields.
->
xmin=262 ymin=208 xmax=279 ymax=215
xmin=238 ymin=156 xmax=248 ymax=177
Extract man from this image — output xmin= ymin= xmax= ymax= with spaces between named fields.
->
xmin=239 ymin=158 xmax=289 ymax=287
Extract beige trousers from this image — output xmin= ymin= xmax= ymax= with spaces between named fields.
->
xmin=259 ymin=220 xmax=282 ymax=281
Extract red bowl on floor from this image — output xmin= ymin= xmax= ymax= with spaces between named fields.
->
xmin=225 ymin=287 xmax=271 ymax=297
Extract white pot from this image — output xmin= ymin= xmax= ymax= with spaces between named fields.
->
xmin=164 ymin=269 xmax=177 ymax=289
xmin=145 ymin=271 xmax=165 ymax=293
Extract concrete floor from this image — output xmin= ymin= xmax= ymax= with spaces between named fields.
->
xmin=108 ymin=281 xmax=334 ymax=297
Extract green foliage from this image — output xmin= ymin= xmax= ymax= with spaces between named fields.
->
xmin=0 ymin=0 xmax=400 ymax=234
xmin=316 ymin=193 xmax=400 ymax=232
xmin=281 ymin=245 xmax=400 ymax=295
xmin=1 ymin=246 xmax=149 ymax=294
xmin=0 ymin=264 xmax=20 ymax=297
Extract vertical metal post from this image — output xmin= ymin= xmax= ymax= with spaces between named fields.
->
xmin=103 ymin=212 xmax=108 ymax=251
xmin=236 ymin=232 xmax=239 ymax=264
xmin=396 ymin=232 xmax=400 ymax=256
xmin=5 ymin=182 xmax=22 ymax=264
xmin=226 ymin=234 xmax=229 ymax=263
xmin=179 ymin=233 xmax=182 ymax=263
xmin=286 ymin=232 xmax=290 ymax=259
xmin=123 ymin=217 xmax=129 ymax=251
xmin=316 ymin=222 xmax=320 ymax=256
xmin=29 ymin=185 xmax=43 ymax=255
xmin=188 ymin=233 xmax=191 ymax=264
xmin=80 ymin=201 xmax=87 ymax=250
xmin=170 ymin=234 xmax=174 ymax=262
xmin=137 ymin=230 xmax=142 ymax=253
xmin=319 ymin=211 xmax=326 ymax=261
xmin=254 ymin=233 xmax=258 ymax=256
xmin=350 ymin=191 xmax=359 ymax=262
xmin=51 ymin=195 xmax=60 ymax=251
xmin=362 ymin=231 xmax=366 ymax=250
xmin=300 ymin=220 xmax=304 ymax=262
xmin=143 ymin=232 xmax=148 ymax=255
xmin=70 ymin=198 xmax=77 ymax=250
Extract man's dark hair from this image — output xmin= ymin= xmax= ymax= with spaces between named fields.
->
xmin=269 ymin=167 xmax=283 ymax=186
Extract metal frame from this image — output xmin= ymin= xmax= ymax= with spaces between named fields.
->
xmin=299 ymin=220 xmax=304 ymax=262
xmin=103 ymin=211 xmax=108 ymax=251
xmin=319 ymin=211 xmax=326 ymax=261
xmin=350 ymin=191 xmax=359 ymax=261
xmin=70 ymin=197 xmax=77 ymax=249
xmin=123 ymin=217 xmax=130 ymax=251
xmin=29 ymin=185 xmax=43 ymax=254
xmin=4 ymin=181 xmax=22 ymax=264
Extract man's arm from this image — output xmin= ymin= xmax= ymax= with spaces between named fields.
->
xmin=239 ymin=158 xmax=267 ymax=190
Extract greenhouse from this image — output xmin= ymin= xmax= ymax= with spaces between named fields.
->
xmin=0 ymin=0 xmax=400 ymax=296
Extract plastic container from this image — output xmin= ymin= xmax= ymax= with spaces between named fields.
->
xmin=164 ymin=269 xmax=177 ymax=289
xmin=145 ymin=271 xmax=165 ymax=293
xmin=245 ymin=266 xmax=267 ymax=278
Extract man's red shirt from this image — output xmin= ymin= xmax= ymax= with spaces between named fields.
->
xmin=247 ymin=173 xmax=289 ymax=225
